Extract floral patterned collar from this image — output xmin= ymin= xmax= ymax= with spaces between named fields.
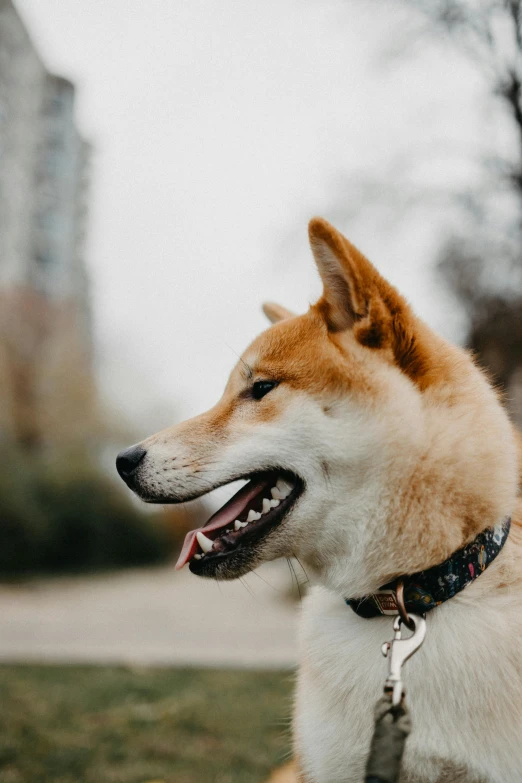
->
xmin=346 ymin=517 xmax=511 ymax=619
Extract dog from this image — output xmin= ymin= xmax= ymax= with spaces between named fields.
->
xmin=116 ymin=218 xmax=522 ymax=783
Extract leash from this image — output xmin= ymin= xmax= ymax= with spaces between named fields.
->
xmin=364 ymin=590 xmax=425 ymax=783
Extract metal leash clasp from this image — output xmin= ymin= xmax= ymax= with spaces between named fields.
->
xmin=381 ymin=613 xmax=426 ymax=707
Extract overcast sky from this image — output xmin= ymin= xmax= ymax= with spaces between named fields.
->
xmin=16 ymin=0 xmax=500 ymax=439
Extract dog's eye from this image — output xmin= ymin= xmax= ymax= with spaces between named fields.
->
xmin=252 ymin=381 xmax=277 ymax=400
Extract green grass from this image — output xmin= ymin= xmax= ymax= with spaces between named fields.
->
xmin=0 ymin=665 xmax=294 ymax=783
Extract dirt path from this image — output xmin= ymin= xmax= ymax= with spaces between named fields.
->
xmin=0 ymin=562 xmax=300 ymax=668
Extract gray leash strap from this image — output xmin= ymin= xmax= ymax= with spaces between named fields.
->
xmin=364 ymin=613 xmax=426 ymax=783
xmin=364 ymin=694 xmax=411 ymax=783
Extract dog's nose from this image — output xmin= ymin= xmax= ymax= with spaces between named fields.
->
xmin=116 ymin=445 xmax=147 ymax=480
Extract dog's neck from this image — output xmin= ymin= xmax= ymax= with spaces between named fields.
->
xmin=345 ymin=516 xmax=511 ymax=619
xmin=303 ymin=370 xmax=520 ymax=599
xmin=302 ymin=459 xmax=519 ymax=600
xmin=306 ymin=510 xmax=522 ymax=616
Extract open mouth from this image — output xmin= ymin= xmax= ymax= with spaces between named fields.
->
xmin=175 ymin=470 xmax=303 ymax=574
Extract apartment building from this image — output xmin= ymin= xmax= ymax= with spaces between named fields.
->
xmin=0 ymin=0 xmax=94 ymax=447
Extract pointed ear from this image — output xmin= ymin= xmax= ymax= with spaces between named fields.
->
xmin=262 ymin=302 xmax=295 ymax=324
xmin=308 ymin=217 xmax=399 ymax=348
xmin=308 ymin=217 xmax=431 ymax=385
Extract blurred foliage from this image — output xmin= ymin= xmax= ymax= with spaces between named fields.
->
xmin=439 ymin=239 xmax=522 ymax=394
xmin=0 ymin=448 xmax=201 ymax=579
xmin=0 ymin=665 xmax=292 ymax=783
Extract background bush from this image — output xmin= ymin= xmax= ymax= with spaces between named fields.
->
xmin=0 ymin=449 xmax=188 ymax=578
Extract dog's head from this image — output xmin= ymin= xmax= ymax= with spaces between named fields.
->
xmin=117 ymin=219 xmax=517 ymax=595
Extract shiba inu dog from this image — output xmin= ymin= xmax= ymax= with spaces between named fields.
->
xmin=117 ymin=219 xmax=522 ymax=783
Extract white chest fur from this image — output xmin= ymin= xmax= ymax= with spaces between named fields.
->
xmin=295 ymin=585 xmax=522 ymax=783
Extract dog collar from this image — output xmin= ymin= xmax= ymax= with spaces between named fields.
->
xmin=346 ymin=517 xmax=511 ymax=619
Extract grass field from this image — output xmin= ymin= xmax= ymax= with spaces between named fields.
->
xmin=0 ymin=665 xmax=294 ymax=783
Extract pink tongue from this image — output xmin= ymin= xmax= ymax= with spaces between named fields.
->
xmin=175 ymin=475 xmax=272 ymax=570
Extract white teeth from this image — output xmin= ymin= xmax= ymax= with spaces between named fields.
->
xmin=269 ymin=498 xmax=280 ymax=508
xmin=262 ymin=498 xmax=272 ymax=514
xmin=239 ymin=521 xmax=248 ymax=528
xmin=247 ymin=509 xmax=262 ymax=523
xmin=234 ymin=519 xmax=242 ymax=531
xmin=193 ymin=553 xmax=202 ymax=560
xmin=271 ymin=487 xmax=284 ymax=500
xmin=276 ymin=479 xmax=294 ymax=499
xmin=196 ymin=531 xmax=214 ymax=553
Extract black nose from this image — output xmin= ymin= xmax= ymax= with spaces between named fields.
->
xmin=116 ymin=445 xmax=147 ymax=481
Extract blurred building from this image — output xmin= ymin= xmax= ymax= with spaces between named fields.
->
xmin=0 ymin=0 xmax=95 ymax=448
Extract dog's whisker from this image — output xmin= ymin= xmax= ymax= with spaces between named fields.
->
xmin=248 ymin=568 xmax=280 ymax=592
xmin=294 ymin=556 xmax=310 ymax=586
xmin=286 ymin=557 xmax=304 ymax=602
xmin=239 ymin=575 xmax=257 ymax=599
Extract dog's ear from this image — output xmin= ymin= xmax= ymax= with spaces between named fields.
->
xmin=308 ymin=217 xmax=432 ymax=385
xmin=309 ymin=217 xmax=402 ymax=349
xmin=262 ymin=302 xmax=295 ymax=324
